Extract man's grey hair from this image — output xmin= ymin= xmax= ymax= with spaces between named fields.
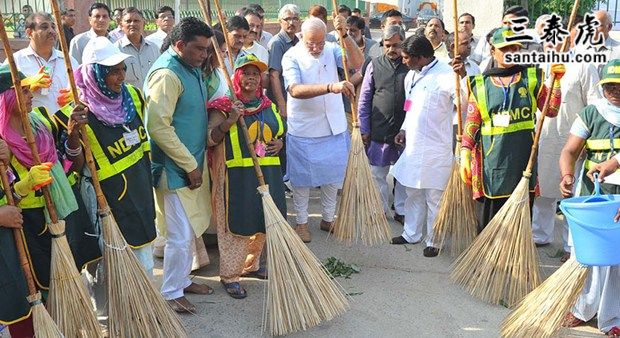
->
xmin=595 ymin=10 xmax=613 ymax=28
xmin=382 ymin=24 xmax=405 ymax=41
xmin=301 ymin=17 xmax=326 ymax=35
xmin=278 ymin=4 xmax=300 ymax=20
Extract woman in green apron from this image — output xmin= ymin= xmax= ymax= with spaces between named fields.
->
xmin=208 ymin=54 xmax=286 ymax=298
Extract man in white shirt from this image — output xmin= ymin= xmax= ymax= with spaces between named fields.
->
xmin=69 ymin=3 xmax=111 ymax=64
xmin=114 ymin=7 xmax=161 ymax=89
xmin=282 ymin=17 xmax=363 ymax=243
xmin=7 ymin=12 xmax=78 ymax=113
xmin=458 ymin=13 xmax=478 ymax=60
xmin=240 ymin=8 xmax=269 ymax=64
xmin=390 ymin=35 xmax=465 ymax=257
xmin=244 ymin=4 xmax=273 ymax=50
xmin=447 ymin=30 xmax=480 ymax=129
xmin=223 ymin=16 xmax=250 ymax=75
xmin=425 ymin=17 xmax=448 ymax=59
xmin=145 ymin=6 xmax=175 ymax=50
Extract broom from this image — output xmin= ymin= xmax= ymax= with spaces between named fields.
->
xmin=431 ymin=0 xmax=478 ymax=256
xmin=330 ymin=0 xmax=391 ymax=246
xmin=206 ymin=1 xmax=349 ymax=334
xmin=451 ymin=0 xmax=580 ymax=308
xmin=49 ymin=0 xmax=189 ymax=336
xmin=0 ymin=162 xmax=63 ymax=337
xmin=0 ymin=12 xmax=102 ymax=338
xmin=500 ymin=257 xmax=589 ymax=338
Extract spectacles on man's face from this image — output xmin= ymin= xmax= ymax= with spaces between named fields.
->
xmin=281 ymin=16 xmax=300 ymax=23
xmin=304 ymin=40 xmax=325 ymax=48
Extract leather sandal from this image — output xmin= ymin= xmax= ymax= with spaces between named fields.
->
xmin=167 ymin=296 xmax=196 ymax=313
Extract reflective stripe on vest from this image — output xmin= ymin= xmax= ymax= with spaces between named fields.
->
xmin=57 ymin=85 xmax=149 ymax=181
xmin=225 ymin=104 xmax=282 ymax=168
xmin=477 ymin=67 xmax=538 ymax=136
xmin=585 ymin=138 xmax=620 ymax=151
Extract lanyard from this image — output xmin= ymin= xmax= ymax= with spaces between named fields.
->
xmin=258 ymin=111 xmax=265 ymax=142
xmin=610 ymin=124 xmax=617 ymax=155
xmin=498 ymin=74 xmax=516 ymax=111
xmin=407 ymin=59 xmax=438 ymax=96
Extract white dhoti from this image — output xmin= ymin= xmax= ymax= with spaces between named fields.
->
xmin=401 ymin=187 xmax=443 ymax=247
xmin=573 ymin=265 xmax=620 ymax=333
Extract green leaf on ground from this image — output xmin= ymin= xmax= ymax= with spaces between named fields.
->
xmin=322 ymin=257 xmax=361 ymax=279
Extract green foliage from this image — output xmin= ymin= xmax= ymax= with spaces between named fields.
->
xmin=322 ymin=257 xmax=361 ymax=279
xmin=504 ymin=0 xmax=602 ymax=23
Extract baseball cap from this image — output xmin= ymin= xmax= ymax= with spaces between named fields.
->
xmin=599 ymin=59 xmax=620 ymax=85
xmin=234 ymin=53 xmax=267 ymax=73
xmin=82 ymin=36 xmax=133 ymax=66
xmin=491 ymin=27 xmax=523 ymax=49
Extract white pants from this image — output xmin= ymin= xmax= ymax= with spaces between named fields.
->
xmin=370 ymin=165 xmax=406 ymax=215
xmin=161 ymin=193 xmax=194 ymax=300
xmin=401 ymin=187 xmax=443 ymax=247
xmin=573 ymin=265 xmax=620 ymax=332
xmin=292 ymin=184 xmax=339 ymax=224
xmin=532 ymin=197 xmax=569 ymax=252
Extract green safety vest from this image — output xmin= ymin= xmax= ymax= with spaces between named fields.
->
xmin=469 ymin=67 xmax=542 ymax=198
xmin=579 ymin=104 xmax=620 ymax=195
xmin=8 ymin=107 xmax=77 ymax=209
xmin=54 ymin=85 xmax=149 ymax=182
xmin=225 ymin=103 xmax=284 ymax=168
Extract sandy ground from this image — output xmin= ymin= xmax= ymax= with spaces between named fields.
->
xmin=150 ymin=188 xmax=605 ymax=338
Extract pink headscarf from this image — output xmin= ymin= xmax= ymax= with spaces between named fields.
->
xmin=0 ymin=89 xmax=58 ymax=168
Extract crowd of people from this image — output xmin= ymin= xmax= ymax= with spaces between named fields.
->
xmin=0 ymin=2 xmax=619 ymax=336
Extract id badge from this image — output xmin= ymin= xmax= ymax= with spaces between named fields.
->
xmin=255 ymin=141 xmax=266 ymax=157
xmin=492 ymin=113 xmax=510 ymax=127
xmin=403 ymin=99 xmax=413 ymax=111
xmin=123 ymin=129 xmax=140 ymax=146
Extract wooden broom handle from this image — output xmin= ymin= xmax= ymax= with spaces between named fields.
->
xmin=525 ymin=0 xmax=580 ymax=173
xmin=212 ymin=0 xmax=235 ymax=72
xmin=452 ymin=0 xmax=463 ymax=141
xmin=0 ymin=162 xmax=38 ymax=295
xmin=0 ymin=13 xmax=60 ymax=223
xmin=50 ymin=0 xmax=109 ymax=209
xmin=202 ymin=0 xmax=267 ymax=187
xmin=331 ymin=0 xmax=359 ymax=124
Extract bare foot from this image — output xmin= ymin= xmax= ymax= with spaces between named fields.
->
xmin=167 ymin=296 xmax=196 ymax=313
xmin=184 ymin=282 xmax=213 ymax=295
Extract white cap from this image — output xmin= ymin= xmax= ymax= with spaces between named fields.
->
xmin=82 ymin=36 xmax=133 ymax=66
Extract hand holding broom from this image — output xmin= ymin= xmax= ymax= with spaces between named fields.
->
xmin=0 ymin=11 xmax=102 ymax=338
xmin=206 ymin=0 xmax=349 ymax=334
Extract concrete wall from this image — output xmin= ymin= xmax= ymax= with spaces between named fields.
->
xmin=442 ymin=0 xmax=504 ymax=38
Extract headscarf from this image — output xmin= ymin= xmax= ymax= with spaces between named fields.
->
xmin=208 ymin=65 xmax=272 ymax=114
xmin=75 ymin=63 xmax=138 ymax=126
xmin=593 ymin=97 xmax=620 ymax=127
xmin=0 ymin=89 xmax=58 ymax=167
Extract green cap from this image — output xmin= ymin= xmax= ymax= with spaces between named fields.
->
xmin=233 ymin=53 xmax=267 ymax=73
xmin=599 ymin=59 xmax=620 ymax=85
xmin=0 ymin=64 xmax=30 ymax=95
xmin=490 ymin=27 xmax=524 ymax=49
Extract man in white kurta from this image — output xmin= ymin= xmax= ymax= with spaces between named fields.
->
xmin=281 ymin=17 xmax=364 ymax=243
xmin=534 ymin=54 xmax=601 ymax=255
xmin=390 ymin=35 xmax=466 ymax=257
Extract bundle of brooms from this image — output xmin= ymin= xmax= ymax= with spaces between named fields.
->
xmin=431 ymin=0 xmax=478 ymax=256
xmin=0 ymin=12 xmax=102 ymax=338
xmin=49 ymin=0 xmax=188 ymax=336
xmin=0 ymin=160 xmax=63 ymax=337
xmin=331 ymin=0 xmax=391 ymax=246
xmin=205 ymin=0 xmax=349 ymax=335
xmin=450 ymin=0 xmax=580 ymax=309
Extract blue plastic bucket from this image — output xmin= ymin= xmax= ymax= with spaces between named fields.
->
xmin=559 ymin=174 xmax=620 ymax=266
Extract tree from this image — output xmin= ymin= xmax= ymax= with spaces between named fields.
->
xmin=504 ymin=0 xmax=603 ymax=23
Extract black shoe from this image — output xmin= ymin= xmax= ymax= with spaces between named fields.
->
xmin=393 ymin=213 xmax=404 ymax=225
xmin=423 ymin=246 xmax=440 ymax=257
xmin=391 ymin=236 xmax=410 ymax=245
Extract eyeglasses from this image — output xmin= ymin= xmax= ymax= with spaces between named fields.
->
xmin=304 ymin=40 xmax=325 ymax=48
xmin=281 ymin=17 xmax=300 ymax=23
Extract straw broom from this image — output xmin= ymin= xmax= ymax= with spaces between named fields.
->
xmin=49 ymin=0 xmax=189 ymax=336
xmin=0 ymin=12 xmax=102 ymax=338
xmin=0 ymin=162 xmax=63 ymax=338
xmin=206 ymin=1 xmax=349 ymax=334
xmin=501 ymin=258 xmax=589 ymax=338
xmin=450 ymin=1 xmax=581 ymax=308
xmin=431 ymin=0 xmax=478 ymax=256
xmin=330 ymin=0 xmax=391 ymax=246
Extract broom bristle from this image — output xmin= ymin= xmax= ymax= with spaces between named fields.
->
xmin=432 ymin=143 xmax=478 ymax=256
xmin=259 ymin=185 xmax=349 ymax=336
xmin=333 ymin=127 xmax=391 ymax=246
xmin=27 ymin=292 xmax=64 ymax=337
xmin=101 ymin=207 xmax=187 ymax=338
xmin=46 ymin=220 xmax=103 ymax=338
xmin=501 ymin=258 xmax=589 ymax=338
xmin=450 ymin=176 xmax=541 ymax=307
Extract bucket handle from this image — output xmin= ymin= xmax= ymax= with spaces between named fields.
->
xmin=560 ymin=203 xmax=620 ymax=230
xmin=594 ymin=173 xmax=602 ymax=196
